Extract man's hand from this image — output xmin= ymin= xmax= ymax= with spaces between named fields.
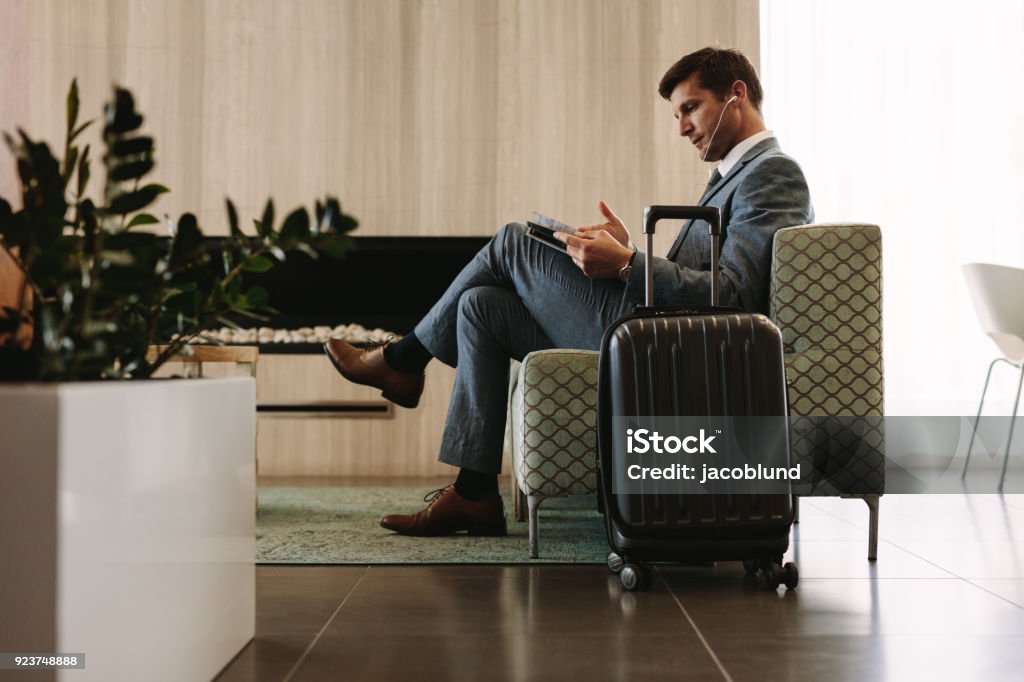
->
xmin=576 ymin=200 xmax=631 ymax=248
xmin=553 ymin=228 xmax=633 ymax=280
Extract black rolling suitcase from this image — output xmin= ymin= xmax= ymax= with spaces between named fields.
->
xmin=598 ymin=205 xmax=797 ymax=592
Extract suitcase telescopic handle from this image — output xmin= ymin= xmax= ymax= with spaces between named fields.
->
xmin=641 ymin=205 xmax=722 ymax=307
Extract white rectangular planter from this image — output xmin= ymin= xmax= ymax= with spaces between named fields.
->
xmin=0 ymin=377 xmax=255 ymax=682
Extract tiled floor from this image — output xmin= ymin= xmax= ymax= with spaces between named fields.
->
xmin=217 ymin=493 xmax=1024 ymax=681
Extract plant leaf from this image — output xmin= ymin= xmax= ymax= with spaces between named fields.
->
xmin=320 ymin=197 xmax=358 ymax=234
xmin=279 ymin=207 xmax=310 ymax=242
xmin=98 ymin=250 xmax=136 ymax=267
xmin=109 ymin=159 xmax=154 ymax=182
xmin=169 ymin=213 xmax=203 ymax=265
xmin=228 ymin=307 xmax=271 ymax=323
xmin=76 ymin=144 xmax=91 ymax=196
xmin=107 ymin=183 xmax=168 ymax=215
xmin=67 ymin=79 xmax=79 ymax=137
xmin=105 ymin=88 xmax=143 ymax=134
xmin=241 ymin=255 xmax=273 ymax=272
xmin=63 ymin=145 xmax=79 ymax=185
xmin=258 ymin=199 xmax=274 ymax=239
xmin=125 ymin=213 xmax=160 ymax=229
xmin=69 ymin=119 xmax=94 ymax=144
xmin=315 ymin=234 xmax=354 ymax=259
xmin=108 ymin=185 xmax=159 ymax=214
xmin=244 ymin=285 xmax=269 ymax=308
xmin=226 ymin=198 xmax=242 ymax=238
xmin=111 ymin=136 xmax=153 ymax=158
xmin=295 ymin=242 xmax=318 ymax=259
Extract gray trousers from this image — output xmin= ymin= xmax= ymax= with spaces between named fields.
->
xmin=414 ymin=222 xmax=631 ymax=474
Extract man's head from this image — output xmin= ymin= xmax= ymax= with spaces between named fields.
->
xmin=659 ymin=47 xmax=766 ymax=163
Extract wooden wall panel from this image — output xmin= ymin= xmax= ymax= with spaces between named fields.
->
xmin=254 ymin=355 xmax=492 ymax=477
xmin=0 ymin=0 xmax=31 ymax=343
xmin=2 ymin=0 xmax=759 ymax=254
xmin=0 ymin=0 xmax=31 ymax=203
xmin=1 ymin=0 xmax=759 ymax=476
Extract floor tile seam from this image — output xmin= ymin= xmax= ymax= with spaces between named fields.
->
xmin=857 ymin=537 xmax=965 ymax=579
xmin=689 ymin=632 xmax=1024 ymax=643
xmin=799 ymin=498 xmax=876 ymax=532
xmin=963 ymin=579 xmax=1024 ymax=611
xmin=775 ymin=576 xmax=961 ymax=580
xmin=281 ymin=565 xmax=371 ymax=682
xmin=636 ymin=575 xmax=963 ymax=584
xmin=657 ymin=567 xmax=734 ymax=682
xmin=348 ymin=572 xmax=612 ymax=580
xmin=259 ymin=562 xmax=560 ymax=567
xmin=777 ymin=576 xmax=974 ymax=583
xmin=884 ymin=544 xmax=1024 ymax=609
xmin=302 ymin=632 xmax=742 ymax=641
xmin=883 ymin=539 xmax=994 ymax=578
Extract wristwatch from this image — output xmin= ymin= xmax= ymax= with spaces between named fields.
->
xmin=617 ymin=249 xmax=637 ymax=283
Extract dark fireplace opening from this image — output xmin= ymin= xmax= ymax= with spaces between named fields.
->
xmin=221 ymin=236 xmax=489 ymax=353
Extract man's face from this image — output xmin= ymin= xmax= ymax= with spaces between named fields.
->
xmin=669 ymin=75 xmax=736 ymax=163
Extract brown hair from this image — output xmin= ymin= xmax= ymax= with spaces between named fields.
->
xmin=658 ymin=47 xmax=763 ymax=112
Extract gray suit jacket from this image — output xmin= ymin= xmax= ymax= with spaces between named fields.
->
xmin=622 ymin=137 xmax=813 ymax=314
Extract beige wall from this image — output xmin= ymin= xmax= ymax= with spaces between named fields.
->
xmin=0 ymin=0 xmax=758 ymax=255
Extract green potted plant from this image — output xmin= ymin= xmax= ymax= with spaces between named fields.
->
xmin=0 ymin=80 xmax=356 ymax=381
xmin=0 ymin=82 xmax=356 ymax=681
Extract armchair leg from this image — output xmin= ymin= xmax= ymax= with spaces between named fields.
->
xmin=840 ymin=493 xmax=881 ymax=560
xmin=864 ymin=494 xmax=880 ymax=561
xmin=511 ymin=474 xmax=528 ymax=522
xmin=515 ymin=487 xmax=528 ymax=522
xmin=528 ymin=494 xmax=547 ymax=559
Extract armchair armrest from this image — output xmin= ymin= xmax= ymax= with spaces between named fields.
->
xmin=509 ymin=349 xmax=599 ymax=497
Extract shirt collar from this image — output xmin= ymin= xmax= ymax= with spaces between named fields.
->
xmin=715 ymin=130 xmax=774 ymax=179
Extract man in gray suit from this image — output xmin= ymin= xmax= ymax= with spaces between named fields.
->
xmin=325 ymin=47 xmax=813 ymax=536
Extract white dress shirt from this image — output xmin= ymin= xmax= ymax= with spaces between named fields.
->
xmin=716 ymin=130 xmax=775 ymax=179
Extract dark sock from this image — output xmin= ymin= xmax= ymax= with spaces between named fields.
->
xmin=383 ymin=331 xmax=432 ymax=373
xmin=454 ymin=468 xmax=499 ymax=501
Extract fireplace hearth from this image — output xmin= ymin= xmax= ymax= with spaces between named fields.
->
xmin=204 ymin=322 xmax=395 ymax=346
xmin=185 ymin=235 xmax=495 ymax=477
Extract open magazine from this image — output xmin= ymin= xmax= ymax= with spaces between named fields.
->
xmin=525 ymin=212 xmax=576 ymax=254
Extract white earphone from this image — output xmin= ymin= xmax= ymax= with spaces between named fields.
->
xmin=701 ymin=95 xmax=739 ymax=161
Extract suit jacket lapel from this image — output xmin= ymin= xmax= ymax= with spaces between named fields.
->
xmin=665 ymin=138 xmax=780 ymax=261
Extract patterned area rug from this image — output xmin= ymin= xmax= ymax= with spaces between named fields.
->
xmin=256 ymin=486 xmax=608 ymax=564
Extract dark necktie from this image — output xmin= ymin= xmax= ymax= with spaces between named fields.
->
xmin=668 ymin=169 xmax=723 ymax=260
xmin=704 ymin=169 xmax=723 ymax=194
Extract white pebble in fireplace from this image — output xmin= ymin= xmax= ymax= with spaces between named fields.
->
xmin=202 ymin=323 xmax=398 ymax=346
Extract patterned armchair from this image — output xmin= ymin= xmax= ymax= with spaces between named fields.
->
xmin=507 ymin=223 xmax=885 ymax=559
xmin=770 ymin=224 xmax=884 ymax=559
xmin=507 ymin=350 xmax=599 ymax=558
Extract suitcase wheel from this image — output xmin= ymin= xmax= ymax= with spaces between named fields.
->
xmin=607 ymin=552 xmax=624 ymax=575
xmin=620 ymin=562 xmax=653 ymax=592
xmin=782 ymin=562 xmax=799 ymax=590
xmin=756 ymin=559 xmax=798 ymax=591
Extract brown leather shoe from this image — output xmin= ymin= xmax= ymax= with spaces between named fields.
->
xmin=380 ymin=485 xmax=508 ymax=536
xmin=324 ymin=338 xmax=425 ymax=408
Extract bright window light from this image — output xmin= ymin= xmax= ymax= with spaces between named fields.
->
xmin=761 ymin=0 xmax=1024 ymax=415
